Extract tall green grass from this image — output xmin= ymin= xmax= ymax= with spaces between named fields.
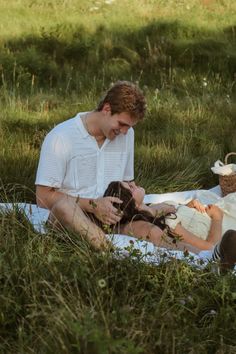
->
xmin=1 ymin=0 xmax=236 ymax=352
xmin=1 ymin=208 xmax=236 ymax=353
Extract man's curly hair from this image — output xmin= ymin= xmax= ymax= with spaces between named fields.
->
xmin=96 ymin=81 xmax=146 ymax=121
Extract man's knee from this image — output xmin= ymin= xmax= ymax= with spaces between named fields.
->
xmin=51 ymin=199 xmax=82 ymax=227
xmin=50 ymin=198 xmax=109 ymax=250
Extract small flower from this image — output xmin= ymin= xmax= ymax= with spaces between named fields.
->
xmin=98 ymin=279 xmax=107 ymax=288
xmin=203 ymin=81 xmax=207 ymax=87
xmin=187 ymin=295 xmax=194 ymax=303
xmin=209 ymin=309 xmax=217 ymax=316
xmin=89 ymin=6 xmax=99 ymax=11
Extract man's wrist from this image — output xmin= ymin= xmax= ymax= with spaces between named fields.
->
xmin=76 ymin=197 xmax=98 ymax=213
xmin=88 ymin=198 xmax=99 ymax=214
xmin=211 ymin=217 xmax=223 ymax=222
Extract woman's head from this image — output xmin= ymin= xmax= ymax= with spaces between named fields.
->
xmin=103 ymin=181 xmax=175 ymax=236
xmin=104 ymin=180 xmax=145 ymax=204
xmin=103 ymin=181 xmax=140 ymax=224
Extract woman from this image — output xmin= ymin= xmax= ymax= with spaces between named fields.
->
xmin=103 ymin=181 xmax=229 ymax=255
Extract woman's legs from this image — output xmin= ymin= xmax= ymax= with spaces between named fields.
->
xmin=212 ymin=230 xmax=236 ymax=272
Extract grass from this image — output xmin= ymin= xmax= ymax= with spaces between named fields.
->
xmin=0 ymin=0 xmax=236 ymax=352
xmin=1 ymin=208 xmax=236 ymax=353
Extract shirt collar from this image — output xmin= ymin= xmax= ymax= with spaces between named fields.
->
xmin=75 ymin=112 xmax=90 ymax=138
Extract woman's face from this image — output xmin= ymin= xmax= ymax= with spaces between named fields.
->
xmin=121 ymin=181 xmax=145 ymax=207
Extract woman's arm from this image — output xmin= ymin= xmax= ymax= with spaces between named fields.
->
xmin=140 ymin=203 xmax=176 ymax=216
xmin=205 ymin=205 xmax=223 ymax=244
xmin=173 ymin=205 xmax=223 ymax=251
xmin=121 ymin=220 xmax=168 ymax=247
xmin=121 ymin=220 xmax=204 ymax=252
xmin=121 ymin=205 xmax=223 ymax=252
xmin=174 ymin=224 xmax=217 ymax=251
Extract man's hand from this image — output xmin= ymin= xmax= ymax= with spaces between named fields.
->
xmin=187 ymin=199 xmax=206 ymax=213
xmin=149 ymin=203 xmax=176 ymax=215
xmin=91 ymin=197 xmax=123 ymax=225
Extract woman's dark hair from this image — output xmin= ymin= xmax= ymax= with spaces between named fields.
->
xmin=103 ymin=181 xmax=177 ymax=238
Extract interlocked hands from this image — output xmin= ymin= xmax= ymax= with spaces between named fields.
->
xmin=187 ymin=199 xmax=206 ymax=213
xmin=187 ymin=199 xmax=223 ymax=221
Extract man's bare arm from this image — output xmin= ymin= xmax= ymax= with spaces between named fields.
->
xmin=36 ymin=185 xmax=123 ymax=225
xmin=36 ymin=185 xmax=73 ymax=210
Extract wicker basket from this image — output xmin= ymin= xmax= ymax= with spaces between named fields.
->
xmin=219 ymin=152 xmax=236 ymax=196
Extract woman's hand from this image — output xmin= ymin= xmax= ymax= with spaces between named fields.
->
xmin=149 ymin=203 xmax=176 ymax=215
xmin=187 ymin=199 xmax=206 ymax=213
xmin=205 ymin=204 xmax=223 ymax=221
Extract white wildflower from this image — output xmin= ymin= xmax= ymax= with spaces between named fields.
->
xmin=209 ymin=309 xmax=217 ymax=316
xmin=98 ymin=279 xmax=107 ymax=288
xmin=89 ymin=6 xmax=99 ymax=11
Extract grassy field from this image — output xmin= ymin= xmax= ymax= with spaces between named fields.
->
xmin=1 ymin=0 xmax=236 ymax=352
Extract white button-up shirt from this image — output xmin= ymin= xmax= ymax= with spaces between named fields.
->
xmin=35 ymin=112 xmax=134 ymax=198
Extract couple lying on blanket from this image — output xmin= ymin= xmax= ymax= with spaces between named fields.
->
xmin=93 ymin=181 xmax=236 ymax=271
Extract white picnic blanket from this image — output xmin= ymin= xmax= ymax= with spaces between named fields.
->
xmin=0 ymin=185 xmax=221 ymax=235
xmin=0 ymin=186 xmax=224 ymax=264
xmin=143 ymin=185 xmax=221 ymax=204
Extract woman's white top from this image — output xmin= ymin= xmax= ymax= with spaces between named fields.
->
xmin=164 ymin=191 xmax=236 ymax=240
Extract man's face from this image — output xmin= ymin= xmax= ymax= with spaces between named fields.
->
xmin=101 ymin=105 xmax=138 ymax=140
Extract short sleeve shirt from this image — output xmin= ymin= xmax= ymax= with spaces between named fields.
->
xmin=35 ymin=112 xmax=134 ymax=198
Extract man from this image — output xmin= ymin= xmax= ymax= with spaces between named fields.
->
xmin=35 ymin=81 xmax=146 ymax=249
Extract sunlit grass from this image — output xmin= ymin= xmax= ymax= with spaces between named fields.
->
xmin=1 ymin=205 xmax=236 ymax=353
xmin=0 ymin=0 xmax=236 ymax=352
xmin=0 ymin=0 xmax=236 ymax=39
